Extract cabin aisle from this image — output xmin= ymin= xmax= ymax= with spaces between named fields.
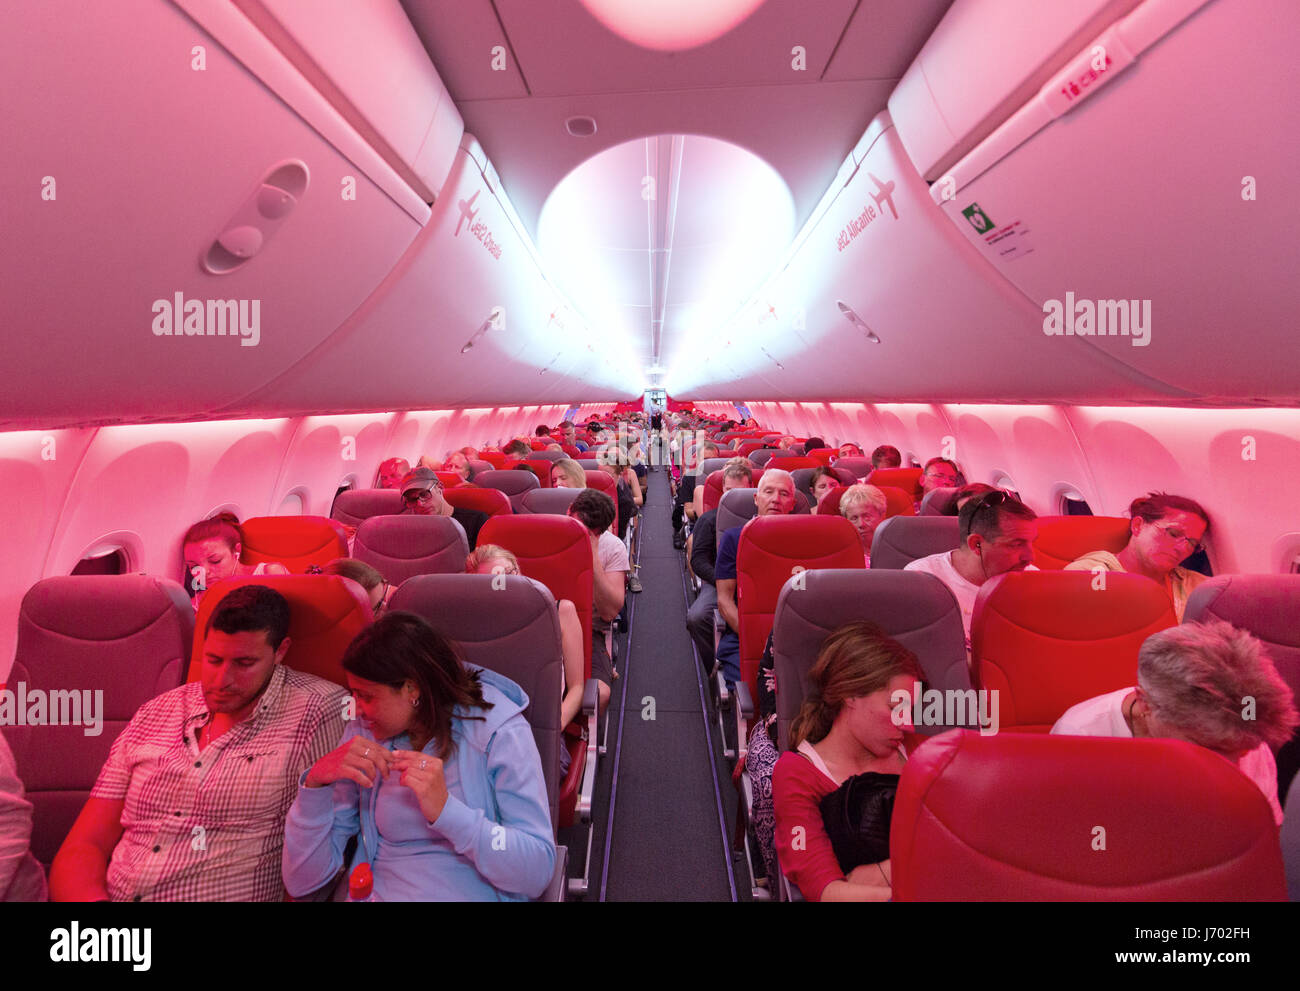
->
xmin=583 ymin=465 xmax=740 ymax=901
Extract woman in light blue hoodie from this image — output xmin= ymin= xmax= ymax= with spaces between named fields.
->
xmin=282 ymin=612 xmax=556 ymax=901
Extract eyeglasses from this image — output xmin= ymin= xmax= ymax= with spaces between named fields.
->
xmin=403 ymin=488 xmax=439 ymax=504
xmin=925 ymin=470 xmax=958 ymax=483
xmin=373 ymin=581 xmax=390 ymax=617
xmin=968 ymin=490 xmax=1009 ymax=522
xmin=1150 ymin=521 xmax=1204 ymax=555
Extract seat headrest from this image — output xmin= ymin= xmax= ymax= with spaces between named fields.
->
xmin=919 ymin=486 xmax=960 ymax=516
xmin=331 ymin=488 xmax=404 ymax=526
xmin=893 ymin=730 xmax=1286 ymax=901
xmin=520 ymin=488 xmax=582 ymax=515
xmin=239 ymin=516 xmax=348 ymax=573
xmin=353 ymin=514 xmax=469 ymax=584
xmin=1031 ymin=515 xmax=1131 ymax=569
xmin=870 ymin=516 xmax=960 ymax=570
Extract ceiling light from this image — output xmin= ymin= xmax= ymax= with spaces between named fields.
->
xmin=565 ymin=116 xmax=598 ymax=137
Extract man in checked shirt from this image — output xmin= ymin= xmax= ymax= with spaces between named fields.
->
xmin=50 ymin=585 xmax=349 ymax=901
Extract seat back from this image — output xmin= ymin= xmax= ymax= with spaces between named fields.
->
xmin=1184 ymin=575 xmax=1300 ymax=805
xmin=466 ymin=459 xmax=494 ymax=480
xmin=698 ymin=457 xmax=731 ymax=479
xmin=9 ymin=575 xmax=194 ymax=866
xmin=188 ymin=574 xmax=372 ymax=688
xmin=736 ymin=441 xmax=766 ymax=458
xmin=736 ymin=516 xmax=864 ymax=698
xmin=772 ymin=569 xmax=972 ymax=751
xmin=476 ymin=450 xmax=507 ymax=468
xmin=919 ymin=486 xmax=961 ymax=516
xmin=816 ymin=485 xmax=848 ymax=518
xmin=1284 ymin=775 xmax=1300 ymax=901
xmin=831 ymin=456 xmax=872 ymax=479
xmin=804 ymin=448 xmax=835 ymax=466
xmin=387 ymin=575 xmax=563 ymax=834
xmin=1032 ymin=516 xmax=1132 ymax=569
xmin=434 ymin=471 xmax=465 ymax=489
xmin=330 ymin=489 xmax=404 ymax=528
xmin=870 ymin=516 xmax=961 ymax=570
xmin=867 ymin=467 xmax=923 ymax=500
xmin=476 ymin=469 xmax=541 ymax=512
xmin=353 ymin=515 xmax=470 ymax=584
xmin=528 ymin=449 xmax=567 ymax=462
xmin=239 ymin=515 xmax=348 ymax=573
xmin=878 ymin=485 xmax=916 ymax=518
xmin=529 ymin=439 xmax=550 ymax=451
xmin=971 ymin=571 xmax=1177 ymax=732
xmin=577 ymin=459 xmax=601 ymax=470
xmin=561 ymin=445 xmax=583 ymax=458
xmin=705 ymin=468 xmax=767 ymax=513
xmin=443 ymin=486 xmax=513 ymax=519
xmin=521 ymin=459 xmax=555 ymax=486
xmin=768 ymin=456 xmax=817 ymax=473
xmin=892 ymin=730 xmax=1286 ymax=901
xmin=748 ymin=449 xmax=777 ymax=468
xmin=478 ymin=515 xmax=594 ymax=672
xmin=715 ymin=487 xmax=759 ymax=549
xmin=520 ymin=488 xmax=582 ymax=516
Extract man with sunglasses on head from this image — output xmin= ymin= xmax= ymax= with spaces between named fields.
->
xmin=1065 ymin=492 xmax=1209 ymax=621
xmin=399 ymin=467 xmax=489 ymax=551
xmin=904 ymin=490 xmax=1038 ymax=653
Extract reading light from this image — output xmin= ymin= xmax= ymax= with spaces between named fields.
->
xmin=565 ymin=116 xmax=598 ymax=137
xmin=838 ymin=300 xmax=881 ymax=344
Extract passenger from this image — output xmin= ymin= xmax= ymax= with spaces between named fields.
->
xmin=1064 ymin=491 xmax=1210 ymax=622
xmin=1051 ymin=620 xmax=1298 ymax=825
xmin=904 ymin=491 xmax=1038 ymax=652
xmin=399 ymin=467 xmax=489 ymax=551
xmin=715 ymin=470 xmax=797 ymax=686
xmin=503 ymin=439 xmax=531 ymax=461
xmin=686 ymin=460 xmax=753 ymax=674
xmin=772 ymin=622 xmax=923 ymax=901
xmin=0 ymin=731 xmax=46 ymax=901
xmin=836 ymin=442 xmax=864 ymax=459
xmin=840 ymin=484 xmax=888 ymax=565
xmin=871 ymin=445 xmax=902 ymax=470
xmin=559 ymin=421 xmax=589 ymax=452
xmin=466 ymin=545 xmax=585 ymax=765
xmin=50 ymin=585 xmax=349 ymax=901
xmin=376 ymin=457 xmax=411 ymax=489
xmin=551 ymin=458 xmax=587 ymax=489
xmin=544 ymin=442 xmax=564 ymax=453
xmin=282 ymin=612 xmax=556 ymax=901
xmin=672 ymin=441 xmax=719 ymax=545
xmin=779 ymin=435 xmax=798 ymax=450
xmin=599 ymin=448 xmax=642 ymax=525
xmin=442 ymin=451 xmax=475 ymax=483
xmin=567 ymin=489 xmax=626 ymax=715
xmin=951 ymin=482 xmax=997 ymax=514
xmin=535 ymin=425 xmax=551 ymax=438
xmin=182 ymin=512 xmax=289 ymax=609
xmin=321 ymin=558 xmax=391 ymax=617
xmin=803 ymin=436 xmax=826 ymax=452
xmin=920 ymin=457 xmax=960 ymax=495
xmin=808 ymin=465 xmax=839 ymax=512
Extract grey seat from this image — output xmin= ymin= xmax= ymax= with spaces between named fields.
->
xmin=331 ymin=488 xmax=403 ymax=527
xmin=715 ymin=487 xmax=760 ymax=550
xmin=353 ymin=514 xmax=469 ymax=584
xmin=748 ymin=449 xmax=778 ymax=468
xmin=8 ymin=575 xmax=194 ymax=867
xmin=1285 ymin=775 xmax=1300 ymax=901
xmin=829 ymin=465 xmax=857 ymax=486
xmin=388 ymin=573 xmax=569 ymax=901
xmin=698 ymin=457 xmax=732 ymax=479
xmin=529 ymin=449 xmax=567 ymax=462
xmin=466 ymin=459 xmax=494 ymax=481
xmin=832 ymin=456 xmax=873 ymax=479
xmin=576 ymin=459 xmax=601 ymax=471
xmin=870 ymin=516 xmax=961 ymax=570
xmin=519 ymin=487 xmax=581 ymax=515
xmin=1184 ymin=574 xmax=1300 ymax=806
xmin=920 ymin=486 xmax=961 ymax=516
xmin=476 ymin=468 xmax=540 ymax=512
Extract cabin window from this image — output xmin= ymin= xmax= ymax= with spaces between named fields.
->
xmin=1290 ymin=554 xmax=1300 ymax=575
xmin=277 ymin=492 xmax=304 ymax=516
xmin=991 ymin=472 xmax=1020 ymax=501
xmin=1059 ymin=489 xmax=1093 ymax=515
xmin=330 ymin=481 xmax=354 ymax=519
xmin=72 ymin=547 xmax=127 ymax=576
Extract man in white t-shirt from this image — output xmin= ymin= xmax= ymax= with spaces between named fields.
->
xmin=1051 ymin=621 xmax=1298 ymax=825
xmin=904 ymin=490 xmax=1038 ymax=651
xmin=568 ymin=488 xmax=628 ymax=716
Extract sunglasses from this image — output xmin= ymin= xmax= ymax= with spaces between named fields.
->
xmin=403 ymin=486 xmax=441 ymax=504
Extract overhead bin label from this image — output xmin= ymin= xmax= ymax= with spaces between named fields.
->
xmin=963 ymin=202 xmax=1035 ymax=262
xmin=835 ymin=173 xmax=899 ymax=252
xmin=453 ymin=189 xmax=503 ymax=260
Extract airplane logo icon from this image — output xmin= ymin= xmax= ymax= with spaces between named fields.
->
xmin=455 ymin=190 xmax=480 ymax=236
xmin=868 ymin=172 xmax=898 ymax=220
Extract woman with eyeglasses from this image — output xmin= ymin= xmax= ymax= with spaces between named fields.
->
xmin=321 ymin=558 xmax=392 ymax=617
xmin=282 ymin=612 xmax=556 ymax=901
xmin=1064 ymin=492 xmax=1210 ymax=621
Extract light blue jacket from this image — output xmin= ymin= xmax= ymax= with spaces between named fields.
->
xmin=282 ymin=666 xmax=556 ymax=901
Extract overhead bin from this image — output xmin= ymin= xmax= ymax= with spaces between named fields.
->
xmin=188 ymin=0 xmax=464 ymax=203
xmin=668 ymin=112 xmax=1190 ymax=404
xmin=927 ymin=0 xmax=1300 ymax=400
xmin=0 ymin=0 xmax=424 ymax=431
xmin=226 ymin=135 xmax=637 ymax=414
xmin=888 ymin=0 xmax=1146 ymax=181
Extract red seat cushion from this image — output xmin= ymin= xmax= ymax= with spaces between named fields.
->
xmin=1032 ymin=516 xmax=1132 ymax=569
xmin=238 ymin=516 xmax=348 ymax=574
xmin=477 ymin=450 xmax=507 ymax=468
xmin=866 ymin=467 xmax=923 ymax=500
xmin=704 ymin=468 xmax=767 ymax=513
xmin=443 ymin=486 xmax=512 ymax=518
xmin=767 ymin=456 xmax=817 ymax=472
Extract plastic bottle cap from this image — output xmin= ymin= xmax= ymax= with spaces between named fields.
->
xmin=348 ymin=862 xmax=374 ymax=901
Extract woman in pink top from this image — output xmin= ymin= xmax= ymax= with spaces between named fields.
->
xmin=772 ymin=622 xmax=924 ymax=901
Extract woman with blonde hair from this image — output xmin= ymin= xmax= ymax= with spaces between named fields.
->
xmin=551 ymin=458 xmax=587 ymax=490
xmin=772 ymin=622 xmax=923 ymax=901
xmin=839 ymin=484 xmax=887 ymax=564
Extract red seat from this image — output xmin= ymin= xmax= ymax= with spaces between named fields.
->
xmin=522 ymin=458 xmax=554 ymax=486
xmin=892 ymin=730 xmax=1286 ymax=901
xmin=583 ymin=469 xmax=620 ymax=533
xmin=529 ymin=439 xmax=549 ymax=451
xmin=816 ymin=485 xmax=848 ymax=517
xmin=476 ymin=450 xmax=507 ymax=468
xmin=443 ymin=486 xmax=512 ymax=518
xmin=434 ymin=471 xmax=465 ymax=489
xmin=866 ymin=467 xmax=923 ymax=500
xmin=239 ymin=516 xmax=348 ymax=574
xmin=971 ymin=571 xmax=1178 ymax=732
xmin=1032 ymin=515 xmax=1132 ymax=569
xmin=766 ymin=456 xmax=817 ymax=473
xmin=188 ymin=575 xmax=372 ymax=688
xmin=736 ymin=516 xmax=865 ymax=706
xmin=561 ymin=444 xmax=583 ymax=458
xmin=477 ymin=515 xmax=594 ymax=829
xmin=704 ymin=467 xmax=768 ymax=513
xmin=736 ymin=441 xmax=767 ymax=458
xmin=804 ymin=448 xmax=835 ymax=466
xmin=878 ymin=485 xmax=916 ymax=518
